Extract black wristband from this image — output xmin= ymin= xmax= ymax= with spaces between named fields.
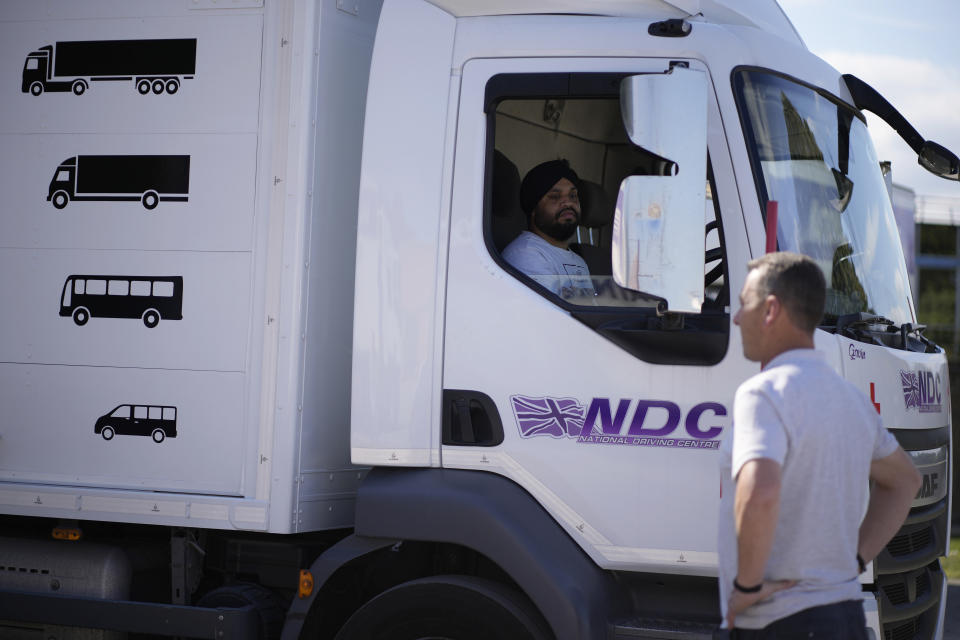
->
xmin=733 ymin=578 xmax=763 ymax=594
xmin=857 ymin=553 xmax=867 ymax=574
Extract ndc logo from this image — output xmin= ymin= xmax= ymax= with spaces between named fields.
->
xmin=899 ymin=369 xmax=943 ymax=414
xmin=511 ymin=395 xmax=725 ymax=450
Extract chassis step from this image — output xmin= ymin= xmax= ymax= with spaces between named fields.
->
xmin=612 ymin=616 xmax=718 ymax=639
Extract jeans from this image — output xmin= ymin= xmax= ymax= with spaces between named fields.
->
xmin=729 ymin=600 xmax=868 ymax=640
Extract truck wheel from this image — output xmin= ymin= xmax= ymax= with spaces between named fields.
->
xmin=72 ymin=80 xmax=87 ymax=96
xmin=141 ymin=191 xmax=159 ymax=210
xmin=30 ymin=82 xmax=43 ymax=96
xmin=197 ymin=584 xmax=284 ymax=640
xmin=152 ymin=79 xmax=165 ymax=95
xmin=101 ymin=426 xmax=115 ymax=441
xmin=51 ymin=191 xmax=70 ymax=209
xmin=151 ymin=429 xmax=165 ymax=443
xmin=137 ymin=79 xmax=151 ymax=95
xmin=72 ymin=307 xmax=89 ymax=326
xmin=142 ymin=309 xmax=160 ymax=328
xmin=334 ymin=576 xmax=552 ymax=640
xmin=165 ymin=79 xmax=180 ymax=94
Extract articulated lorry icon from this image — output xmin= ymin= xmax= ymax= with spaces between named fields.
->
xmin=22 ymin=39 xmax=196 ymax=96
xmin=48 ymin=155 xmax=190 ymax=210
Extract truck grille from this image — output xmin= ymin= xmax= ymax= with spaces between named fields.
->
xmin=876 ymin=497 xmax=948 ymax=640
xmin=881 ymin=572 xmax=930 ymax=606
xmin=885 ymin=618 xmax=921 ymax=640
xmin=886 ymin=529 xmax=933 ymax=557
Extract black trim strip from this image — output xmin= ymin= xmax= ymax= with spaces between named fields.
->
xmin=0 ymin=590 xmax=259 ymax=639
xmin=889 ymin=427 xmax=949 ymax=452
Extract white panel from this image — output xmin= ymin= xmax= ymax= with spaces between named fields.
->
xmin=0 ymin=364 xmax=246 ymax=494
xmin=0 ymin=134 xmax=257 ymax=252
xmin=0 ymin=249 xmax=251 ymax=371
xmin=82 ymin=497 xmax=188 ymax=518
xmin=0 ymin=2 xmax=270 ymax=514
xmin=231 ymin=505 xmax=267 ymax=527
xmin=0 ymin=14 xmax=262 ymax=134
xmin=351 ymin=0 xmax=455 ymax=457
xmin=836 ymin=333 xmax=950 ymax=430
xmin=0 ymin=489 xmax=77 ymax=510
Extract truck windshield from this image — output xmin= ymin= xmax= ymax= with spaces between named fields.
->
xmin=734 ymin=70 xmax=916 ymax=326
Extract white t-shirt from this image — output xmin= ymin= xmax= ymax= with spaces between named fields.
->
xmin=718 ymin=348 xmax=899 ymax=629
xmin=503 ymin=231 xmax=595 ymax=299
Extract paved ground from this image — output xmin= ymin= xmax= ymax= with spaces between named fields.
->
xmin=945 ymin=584 xmax=960 ymax=640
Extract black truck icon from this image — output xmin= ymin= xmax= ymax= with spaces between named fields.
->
xmin=48 ymin=155 xmax=190 ymax=210
xmin=60 ymin=275 xmax=183 ymax=328
xmin=95 ymin=404 xmax=178 ymax=443
xmin=22 ymin=39 xmax=196 ymax=96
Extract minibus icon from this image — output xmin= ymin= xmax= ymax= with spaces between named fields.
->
xmin=95 ymin=404 xmax=177 ymax=443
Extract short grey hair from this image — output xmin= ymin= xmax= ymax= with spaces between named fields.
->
xmin=747 ymin=252 xmax=826 ymax=333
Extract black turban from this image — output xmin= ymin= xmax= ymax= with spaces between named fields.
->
xmin=519 ymin=159 xmax=580 ymax=214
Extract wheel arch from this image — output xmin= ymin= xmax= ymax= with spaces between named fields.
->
xmin=282 ymin=468 xmax=622 ymax=640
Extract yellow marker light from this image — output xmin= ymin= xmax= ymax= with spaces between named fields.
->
xmin=52 ymin=527 xmax=82 ymax=541
xmin=298 ymin=569 xmax=315 ymax=599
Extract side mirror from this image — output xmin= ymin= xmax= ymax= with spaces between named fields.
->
xmin=919 ymin=140 xmax=960 ymax=181
xmin=613 ymin=67 xmax=708 ymax=313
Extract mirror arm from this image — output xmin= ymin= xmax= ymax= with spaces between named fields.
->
xmin=842 ymin=74 xmax=924 ymax=154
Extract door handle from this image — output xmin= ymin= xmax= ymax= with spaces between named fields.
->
xmin=442 ymin=390 xmax=504 ymax=447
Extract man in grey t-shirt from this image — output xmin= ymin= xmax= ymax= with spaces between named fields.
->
xmin=503 ymin=159 xmax=594 ymax=299
xmin=720 ymin=252 xmax=921 ymax=638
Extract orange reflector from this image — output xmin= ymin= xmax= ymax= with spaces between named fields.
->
xmin=298 ymin=569 xmax=315 ymax=599
xmin=52 ymin=527 xmax=82 ymax=541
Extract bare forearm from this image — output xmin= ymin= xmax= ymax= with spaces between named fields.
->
xmin=734 ymin=460 xmax=781 ymax=584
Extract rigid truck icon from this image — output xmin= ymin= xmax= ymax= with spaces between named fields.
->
xmin=47 ymin=155 xmax=190 ymax=210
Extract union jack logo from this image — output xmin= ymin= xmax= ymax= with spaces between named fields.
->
xmin=900 ymin=370 xmax=920 ymax=410
xmin=511 ymin=395 xmax=585 ymax=438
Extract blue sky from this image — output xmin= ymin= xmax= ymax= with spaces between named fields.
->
xmin=777 ymin=0 xmax=960 ymax=198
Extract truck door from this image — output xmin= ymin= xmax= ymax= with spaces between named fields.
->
xmin=441 ymin=57 xmax=756 ymax=573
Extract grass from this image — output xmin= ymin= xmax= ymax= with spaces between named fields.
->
xmin=945 ymin=538 xmax=960 ymax=582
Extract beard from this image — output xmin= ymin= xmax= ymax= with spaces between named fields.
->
xmin=534 ymin=207 xmax=579 ymax=242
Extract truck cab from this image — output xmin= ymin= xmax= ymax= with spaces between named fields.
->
xmin=21 ymin=46 xmax=53 ymax=96
xmin=47 ymin=158 xmax=75 ymax=209
xmin=342 ymin=2 xmax=954 ymax=638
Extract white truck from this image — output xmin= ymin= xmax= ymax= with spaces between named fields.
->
xmin=0 ymin=1 xmax=954 ymax=639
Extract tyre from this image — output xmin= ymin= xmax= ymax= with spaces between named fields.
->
xmin=101 ymin=426 xmax=115 ymax=441
xmin=165 ymin=79 xmax=180 ymax=94
xmin=152 ymin=79 xmax=165 ymax=94
xmin=137 ymin=79 xmax=151 ymax=95
xmin=51 ymin=190 xmax=70 ymax=209
xmin=141 ymin=190 xmax=159 ymax=210
xmin=334 ymin=576 xmax=552 ymax=640
xmin=151 ymin=429 xmax=165 ymax=443
xmin=197 ymin=584 xmax=284 ymax=640
xmin=30 ymin=82 xmax=43 ymax=96
xmin=142 ymin=309 xmax=160 ymax=328
xmin=72 ymin=80 xmax=87 ymax=96
xmin=72 ymin=307 xmax=89 ymax=326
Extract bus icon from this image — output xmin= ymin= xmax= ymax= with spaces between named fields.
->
xmin=95 ymin=404 xmax=177 ymax=443
xmin=59 ymin=275 xmax=183 ymax=328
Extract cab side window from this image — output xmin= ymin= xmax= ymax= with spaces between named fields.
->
xmin=486 ymin=73 xmax=728 ymax=364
